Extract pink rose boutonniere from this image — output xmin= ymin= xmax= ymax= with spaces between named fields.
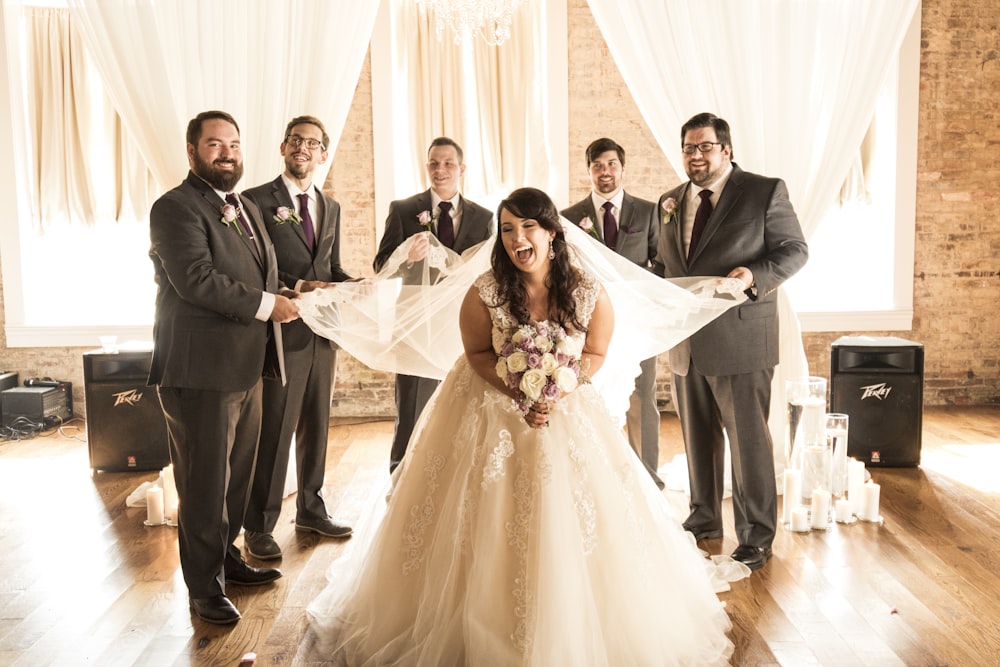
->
xmin=273 ymin=206 xmax=302 ymax=225
xmin=417 ymin=210 xmax=434 ymax=231
xmin=220 ymin=203 xmax=243 ymax=236
xmin=661 ymin=197 xmax=678 ymax=226
xmin=579 ymin=217 xmax=601 ymax=240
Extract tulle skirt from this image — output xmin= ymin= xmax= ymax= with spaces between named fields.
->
xmin=303 ymin=358 xmax=743 ymax=666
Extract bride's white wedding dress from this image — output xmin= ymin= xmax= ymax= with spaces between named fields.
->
xmin=303 ymin=270 xmax=746 ymax=666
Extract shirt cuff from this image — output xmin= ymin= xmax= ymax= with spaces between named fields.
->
xmin=256 ymin=291 xmax=276 ymax=321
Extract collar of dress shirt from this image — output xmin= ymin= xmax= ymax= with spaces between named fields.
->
xmin=689 ymin=163 xmax=734 ymax=207
xmin=591 ymin=188 xmax=624 ymax=217
xmin=430 ymin=191 xmax=461 ymax=215
xmin=281 ymin=174 xmax=315 ymax=204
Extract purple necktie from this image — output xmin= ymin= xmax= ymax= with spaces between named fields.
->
xmin=688 ymin=189 xmax=713 ymax=261
xmin=437 ymin=201 xmax=455 ymax=249
xmin=225 ymin=193 xmax=260 ymax=260
xmin=297 ymin=192 xmax=316 ymax=250
xmin=602 ymin=201 xmax=617 ymax=249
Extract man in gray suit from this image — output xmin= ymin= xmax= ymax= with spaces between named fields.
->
xmin=149 ymin=110 xmax=299 ymax=624
xmin=241 ymin=115 xmax=354 ymax=562
xmin=561 ymin=137 xmax=663 ymax=489
xmin=653 ymin=112 xmax=808 ymax=571
xmin=373 ymin=137 xmax=494 ymax=473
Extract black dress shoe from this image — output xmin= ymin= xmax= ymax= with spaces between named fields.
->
xmin=295 ymin=515 xmax=353 ymax=538
xmin=225 ymin=554 xmax=282 ymax=586
xmin=731 ymin=544 xmax=772 ymax=570
xmin=244 ymin=531 xmax=282 ymax=560
xmin=190 ymin=595 xmax=241 ymax=624
xmin=682 ymin=523 xmax=724 ymax=541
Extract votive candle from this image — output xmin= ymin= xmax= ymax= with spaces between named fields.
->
xmin=791 ymin=506 xmax=810 ymax=532
xmin=146 ymin=484 xmax=164 ymax=525
xmin=811 ymin=488 xmax=831 ymax=529
xmin=782 ymin=469 xmax=803 ymax=524
xmin=861 ymin=481 xmax=881 ymax=521
xmin=835 ymin=497 xmax=853 ymax=523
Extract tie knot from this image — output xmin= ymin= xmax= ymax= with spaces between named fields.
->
xmin=297 ymin=192 xmax=309 ymax=205
xmin=439 ymin=201 xmax=453 ymax=213
xmin=699 ymin=189 xmax=713 ymax=202
xmin=225 ymin=193 xmax=239 ymax=206
xmin=602 ymin=201 xmax=614 ymax=212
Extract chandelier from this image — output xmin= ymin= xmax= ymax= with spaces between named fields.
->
xmin=418 ymin=0 xmax=527 ymax=47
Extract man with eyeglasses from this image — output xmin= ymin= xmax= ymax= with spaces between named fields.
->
xmin=653 ymin=112 xmax=808 ymax=572
xmin=561 ymin=137 xmax=664 ymax=490
xmin=372 ymin=137 xmax=494 ymax=473
xmin=240 ymin=116 xmax=355 ymax=562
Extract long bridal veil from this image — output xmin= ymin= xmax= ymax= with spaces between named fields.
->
xmin=295 ymin=217 xmax=746 ymax=421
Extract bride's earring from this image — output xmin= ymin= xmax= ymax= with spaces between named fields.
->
xmin=548 ymin=242 xmax=555 ymax=260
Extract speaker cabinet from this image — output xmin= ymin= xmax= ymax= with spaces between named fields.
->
xmin=83 ymin=348 xmax=169 ymax=472
xmin=830 ymin=336 xmax=923 ymax=467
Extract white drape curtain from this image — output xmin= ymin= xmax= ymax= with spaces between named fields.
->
xmin=394 ymin=0 xmax=550 ymax=201
xmin=21 ymin=7 xmax=154 ymax=229
xmin=66 ymin=0 xmax=380 ymax=193
xmin=585 ymin=0 xmax=920 ymax=476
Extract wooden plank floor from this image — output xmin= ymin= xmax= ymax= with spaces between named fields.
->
xmin=2 ymin=406 xmax=1000 ymax=666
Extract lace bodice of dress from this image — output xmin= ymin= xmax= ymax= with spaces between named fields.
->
xmin=474 ymin=270 xmax=600 ymax=353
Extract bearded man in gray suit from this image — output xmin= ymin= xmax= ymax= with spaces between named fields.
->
xmin=373 ymin=137 xmax=494 ymax=473
xmin=149 ymin=110 xmax=299 ymax=624
xmin=653 ymin=112 xmax=808 ymax=572
xmin=561 ymin=137 xmax=663 ymax=489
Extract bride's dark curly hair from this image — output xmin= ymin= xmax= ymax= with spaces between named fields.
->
xmin=490 ymin=187 xmax=586 ymax=333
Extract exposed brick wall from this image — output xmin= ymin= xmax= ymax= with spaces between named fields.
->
xmin=2 ymin=0 xmax=998 ymax=421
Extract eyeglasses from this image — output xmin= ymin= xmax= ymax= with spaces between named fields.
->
xmin=682 ymin=142 xmax=723 ymax=155
xmin=285 ymin=135 xmax=326 ymax=151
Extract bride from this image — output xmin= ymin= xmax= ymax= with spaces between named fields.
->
xmin=301 ymin=188 xmax=746 ymax=665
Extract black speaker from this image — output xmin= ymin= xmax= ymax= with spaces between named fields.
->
xmin=830 ymin=336 xmax=923 ymax=467
xmin=83 ymin=348 xmax=169 ymax=472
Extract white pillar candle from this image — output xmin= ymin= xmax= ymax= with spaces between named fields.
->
xmin=835 ymin=497 xmax=854 ymax=523
xmin=811 ymin=488 xmax=831 ymax=529
xmin=791 ymin=506 xmax=810 ymax=532
xmin=782 ymin=469 xmax=803 ymax=524
xmin=146 ymin=484 xmax=164 ymax=525
xmin=861 ymin=481 xmax=881 ymax=522
xmin=161 ymin=464 xmax=177 ymax=522
xmin=847 ymin=458 xmax=866 ymax=515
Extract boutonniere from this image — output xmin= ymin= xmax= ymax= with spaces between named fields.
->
xmin=220 ymin=203 xmax=244 ymax=236
xmin=661 ymin=197 xmax=678 ymax=225
xmin=578 ymin=217 xmax=601 ymax=240
xmin=273 ymin=206 xmax=302 ymax=225
xmin=417 ymin=210 xmax=435 ymax=232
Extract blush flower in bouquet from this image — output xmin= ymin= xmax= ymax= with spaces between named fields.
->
xmin=495 ymin=322 xmax=585 ymax=415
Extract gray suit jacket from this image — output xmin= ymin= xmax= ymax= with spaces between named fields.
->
xmin=242 ymin=176 xmax=353 ymax=353
xmin=149 ymin=171 xmax=285 ymax=391
xmin=373 ymin=189 xmax=494 ymax=272
xmin=561 ymin=192 xmax=659 ymax=269
xmin=653 ymin=164 xmax=808 ymax=377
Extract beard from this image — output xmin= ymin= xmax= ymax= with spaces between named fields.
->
xmin=284 ymin=154 xmax=311 ymax=180
xmin=192 ymin=152 xmax=244 ymax=192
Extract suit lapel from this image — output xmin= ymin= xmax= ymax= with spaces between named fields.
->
xmin=691 ymin=169 xmax=744 ymax=263
xmin=273 ymin=179 xmax=313 ymax=254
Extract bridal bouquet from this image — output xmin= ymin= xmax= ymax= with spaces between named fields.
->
xmin=495 ymin=322 xmax=585 ymax=414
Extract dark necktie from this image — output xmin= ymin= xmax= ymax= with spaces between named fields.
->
xmin=297 ymin=192 xmax=316 ymax=250
xmin=688 ymin=189 xmax=713 ymax=261
xmin=438 ymin=201 xmax=455 ymax=249
xmin=602 ymin=201 xmax=617 ymax=249
xmin=225 ymin=193 xmax=260 ymax=260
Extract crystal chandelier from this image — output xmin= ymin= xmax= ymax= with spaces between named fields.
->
xmin=418 ymin=0 xmax=527 ymax=47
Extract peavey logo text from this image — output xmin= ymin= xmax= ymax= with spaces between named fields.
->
xmin=859 ymin=383 xmax=892 ymax=400
xmin=112 ymin=389 xmax=144 ymax=407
